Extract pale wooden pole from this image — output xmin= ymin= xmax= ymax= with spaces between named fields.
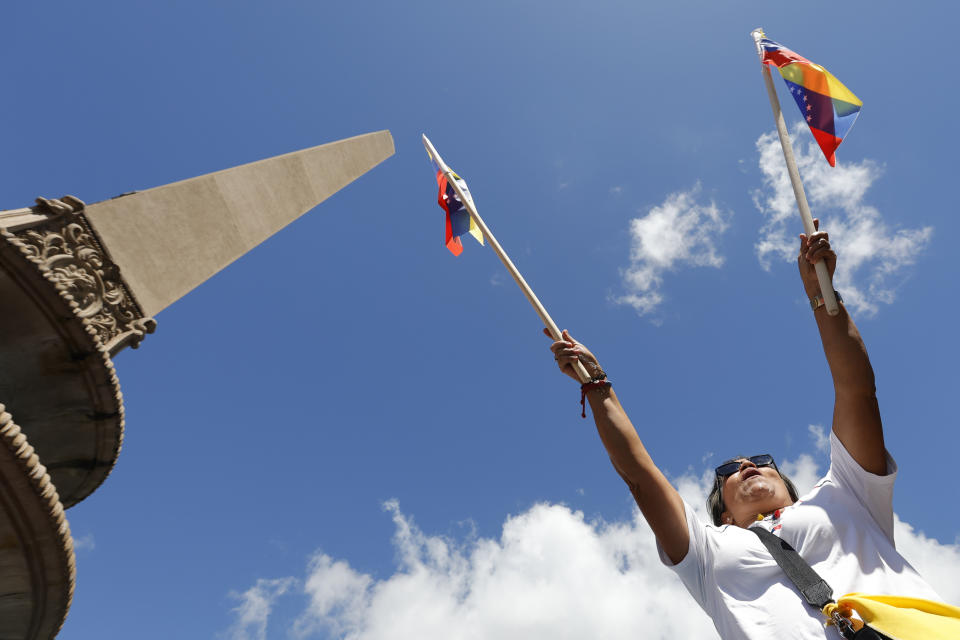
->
xmin=751 ymin=29 xmax=839 ymax=316
xmin=422 ymin=134 xmax=593 ymax=383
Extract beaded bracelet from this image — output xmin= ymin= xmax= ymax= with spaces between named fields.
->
xmin=580 ymin=379 xmax=612 ymax=418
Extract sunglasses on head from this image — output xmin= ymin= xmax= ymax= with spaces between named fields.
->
xmin=715 ymin=454 xmax=776 ymax=478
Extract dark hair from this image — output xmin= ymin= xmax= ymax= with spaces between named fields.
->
xmin=706 ymin=455 xmax=800 ymax=526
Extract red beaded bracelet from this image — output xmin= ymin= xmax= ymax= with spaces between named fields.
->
xmin=580 ymin=379 xmax=612 ymax=418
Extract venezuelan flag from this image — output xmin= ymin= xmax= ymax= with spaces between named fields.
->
xmin=759 ymin=35 xmax=862 ymax=166
xmin=428 ymin=155 xmax=483 ymax=256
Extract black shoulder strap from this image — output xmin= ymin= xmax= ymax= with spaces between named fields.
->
xmin=751 ymin=526 xmax=835 ymax=609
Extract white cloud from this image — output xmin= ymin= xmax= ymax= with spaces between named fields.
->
xmin=235 ymin=500 xmax=716 ymax=640
xmin=293 ymin=552 xmax=374 ymax=637
xmin=807 ymin=424 xmax=831 ymax=455
xmin=73 ymin=533 xmax=95 ymax=553
xmin=780 ymin=453 xmax=823 ymax=496
xmin=615 ymin=184 xmax=731 ymax=316
xmin=299 ymin=500 xmax=717 ymax=640
xmin=224 ymin=433 xmax=960 ymax=639
xmin=894 ymin=516 xmax=960 ymax=603
xmin=223 ymin=578 xmax=297 ymax=640
xmin=753 ymin=128 xmax=933 ymax=316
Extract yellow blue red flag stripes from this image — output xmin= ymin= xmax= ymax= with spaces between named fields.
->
xmin=759 ymin=34 xmax=862 ymax=166
xmin=425 ymin=144 xmax=483 ymax=256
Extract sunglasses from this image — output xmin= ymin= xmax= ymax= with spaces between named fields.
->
xmin=715 ymin=454 xmax=776 ymax=479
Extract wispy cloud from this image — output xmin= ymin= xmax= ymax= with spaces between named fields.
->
xmin=615 ymin=184 xmax=731 ymax=316
xmin=293 ymin=553 xmax=373 ymax=638
xmin=222 ymin=578 xmax=296 ymax=640
xmin=780 ymin=454 xmax=823 ymax=496
xmin=73 ymin=533 xmax=96 ymax=553
xmin=753 ymin=128 xmax=933 ymax=315
xmin=224 ymin=433 xmax=960 ymax=639
xmin=807 ymin=424 xmax=830 ymax=455
xmin=292 ymin=501 xmax=715 ymax=640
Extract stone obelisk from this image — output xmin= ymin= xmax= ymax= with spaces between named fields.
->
xmin=0 ymin=130 xmax=394 ymax=639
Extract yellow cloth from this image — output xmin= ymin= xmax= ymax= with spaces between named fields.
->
xmin=823 ymin=593 xmax=960 ymax=640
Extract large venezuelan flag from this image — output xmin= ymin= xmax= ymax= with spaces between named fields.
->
xmin=428 ymin=154 xmax=483 ymax=256
xmin=759 ymin=35 xmax=862 ymax=167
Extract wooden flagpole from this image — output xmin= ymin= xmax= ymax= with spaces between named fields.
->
xmin=422 ymin=134 xmax=592 ymax=383
xmin=751 ymin=28 xmax=839 ymax=316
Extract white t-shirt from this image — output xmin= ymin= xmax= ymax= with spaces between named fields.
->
xmin=659 ymin=432 xmax=941 ymax=640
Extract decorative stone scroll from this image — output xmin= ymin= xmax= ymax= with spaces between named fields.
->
xmin=1 ymin=196 xmax=156 ymax=356
xmin=0 ymin=405 xmax=74 ymax=639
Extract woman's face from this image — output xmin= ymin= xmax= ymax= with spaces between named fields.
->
xmin=720 ymin=458 xmax=792 ymax=525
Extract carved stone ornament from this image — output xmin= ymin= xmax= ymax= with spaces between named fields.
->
xmin=0 ymin=405 xmax=75 ymax=639
xmin=1 ymin=196 xmax=155 ymax=356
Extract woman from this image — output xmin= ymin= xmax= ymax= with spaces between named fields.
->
xmin=547 ymin=223 xmax=941 ymax=639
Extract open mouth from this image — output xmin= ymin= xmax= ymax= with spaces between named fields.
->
xmin=740 ymin=468 xmax=761 ymax=481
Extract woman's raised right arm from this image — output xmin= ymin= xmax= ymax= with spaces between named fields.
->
xmin=548 ymin=329 xmax=690 ymax=564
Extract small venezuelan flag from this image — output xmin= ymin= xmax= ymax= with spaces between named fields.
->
xmin=427 ymin=153 xmax=484 ymax=256
xmin=759 ymin=34 xmax=862 ymax=166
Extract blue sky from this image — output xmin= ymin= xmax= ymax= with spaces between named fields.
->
xmin=4 ymin=2 xmax=959 ymax=638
